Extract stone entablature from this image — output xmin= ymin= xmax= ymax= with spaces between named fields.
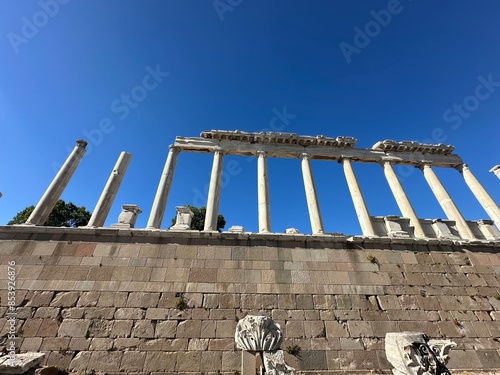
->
xmin=175 ymin=131 xmax=463 ymax=167
xmin=201 ymin=130 xmax=357 ymax=148
xmin=372 ymin=139 xmax=455 ymax=155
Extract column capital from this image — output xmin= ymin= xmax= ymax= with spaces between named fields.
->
xmin=378 ymin=157 xmax=399 ymax=166
xmin=168 ymin=145 xmax=181 ymax=153
xmin=489 ymin=165 xmax=500 ymax=173
xmin=416 ymin=161 xmax=433 ymax=170
xmin=256 ymin=150 xmax=267 ymax=158
xmin=76 ymin=139 xmax=88 ymax=148
xmin=213 ymin=147 xmax=225 ymax=155
xmin=455 ymin=163 xmax=469 ymax=173
xmin=338 ymin=155 xmax=354 ymax=164
xmin=300 ymin=152 xmax=311 ymax=160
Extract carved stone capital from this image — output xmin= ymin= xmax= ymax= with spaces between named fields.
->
xmin=256 ymin=150 xmax=267 ymax=158
xmin=385 ymin=332 xmax=456 ymax=375
xmin=416 ymin=161 xmax=433 ymax=170
xmin=235 ymin=315 xmax=283 ymax=351
xmin=76 ymin=139 xmax=88 ymax=148
xmin=299 ymin=152 xmax=311 ymax=161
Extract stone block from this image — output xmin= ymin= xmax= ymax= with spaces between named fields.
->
xmin=114 ymin=307 xmax=145 ymax=319
xmin=110 ymin=319 xmax=133 ymax=338
xmin=126 ymin=292 xmax=160 ymax=307
xmin=221 ymin=351 xmax=240 ymax=371
xmin=120 ymin=351 xmax=146 ymax=372
xmin=446 ymin=349 xmax=481 ymax=369
xmin=200 ymin=351 xmax=223 ymax=372
xmin=210 ymin=309 xmax=236 ymax=320
xmin=83 ymin=307 xmax=115 ymax=319
xmin=340 ymin=337 xmax=364 ymax=350
xmin=89 ymin=351 xmax=123 ymax=372
xmin=26 ymin=291 xmax=54 ymax=307
xmin=347 ymin=321 xmax=374 ymax=338
xmin=299 ymin=350 xmax=327 ymax=371
xmin=68 ymin=351 xmax=91 ymax=373
xmin=163 ymin=338 xmax=189 ymax=351
xmin=114 ymin=338 xmax=140 ymax=350
xmin=38 ymin=319 xmax=60 ymax=337
xmin=286 ymin=321 xmax=305 ymax=338
xmin=176 ymin=351 xmax=201 ymax=372
xmin=76 ymin=291 xmax=100 ymax=307
xmin=87 ymin=318 xmax=113 ymax=338
xmin=146 ymin=307 xmax=169 ymax=320
xmin=215 ymin=320 xmax=236 ymax=338
xmin=339 ymin=349 xmax=379 ymax=370
xmin=132 ymin=320 xmax=155 ymax=338
xmin=156 ymin=320 xmax=177 ymax=338
xmin=144 ymin=352 xmax=177 ymax=372
xmin=89 ymin=337 xmax=113 ymax=350
xmin=33 ymin=307 xmax=60 ymax=319
xmin=20 ymin=337 xmax=42 ymax=352
xmin=296 ymin=294 xmax=314 ymax=309
xmin=304 ymin=321 xmax=326 ymax=338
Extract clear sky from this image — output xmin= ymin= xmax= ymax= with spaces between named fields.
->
xmin=1 ymin=0 xmax=499 ymax=235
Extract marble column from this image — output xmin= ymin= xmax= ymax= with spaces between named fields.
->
xmin=490 ymin=165 xmax=500 ymax=180
xmin=342 ymin=157 xmax=376 ymax=236
xmin=87 ymin=151 xmax=132 ymax=227
xmin=204 ymin=149 xmax=224 ymax=231
xmin=257 ymin=151 xmax=271 ymax=233
xmin=147 ymin=145 xmax=180 ymax=229
xmin=458 ymin=164 xmax=500 ymax=228
xmin=300 ymin=153 xmax=324 ymax=234
xmin=25 ymin=140 xmax=87 ymax=226
xmin=419 ymin=163 xmax=475 ymax=239
xmin=381 ymin=160 xmax=426 ymax=237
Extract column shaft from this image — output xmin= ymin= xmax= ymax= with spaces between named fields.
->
xmin=204 ymin=150 xmax=224 ymax=231
xmin=257 ymin=152 xmax=271 ymax=233
xmin=342 ymin=158 xmax=375 ymax=236
xmin=301 ymin=153 xmax=324 ymax=234
xmin=382 ymin=161 xmax=426 ymax=237
xmin=147 ymin=146 xmax=180 ymax=229
xmin=460 ymin=164 xmax=500 ymax=227
xmin=87 ymin=151 xmax=132 ymax=227
xmin=420 ymin=163 xmax=475 ymax=239
xmin=26 ymin=140 xmax=87 ymax=225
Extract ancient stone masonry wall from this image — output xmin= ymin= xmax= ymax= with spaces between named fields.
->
xmin=0 ymin=226 xmax=499 ymax=374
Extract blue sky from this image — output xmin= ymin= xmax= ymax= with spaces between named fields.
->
xmin=1 ymin=0 xmax=499 ymax=235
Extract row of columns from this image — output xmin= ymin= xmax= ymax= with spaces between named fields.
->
xmin=145 ymin=147 xmax=499 ymax=239
xmin=26 ymin=139 xmax=499 ymax=238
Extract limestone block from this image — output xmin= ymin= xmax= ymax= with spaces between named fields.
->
xmin=285 ymin=228 xmax=299 ymax=234
xmin=228 ymin=225 xmax=245 ymax=233
xmin=478 ymin=219 xmax=500 ymax=240
xmin=384 ymin=216 xmax=411 ymax=238
xmin=0 ymin=352 xmax=45 ymax=374
xmin=110 ymin=204 xmax=142 ymax=228
xmin=170 ymin=206 xmax=194 ymax=230
xmin=155 ymin=320 xmax=177 ymax=338
xmin=431 ymin=219 xmax=460 ymax=239
xmin=132 ymin=320 xmax=155 ymax=338
xmin=385 ymin=332 xmax=456 ymax=375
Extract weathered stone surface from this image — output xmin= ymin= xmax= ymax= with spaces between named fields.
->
xmin=57 ymin=319 xmax=89 ymax=338
xmin=0 ymin=352 xmax=45 ymax=374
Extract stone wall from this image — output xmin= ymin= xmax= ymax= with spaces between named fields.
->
xmin=0 ymin=226 xmax=499 ymax=374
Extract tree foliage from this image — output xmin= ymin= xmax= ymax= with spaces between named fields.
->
xmin=8 ymin=199 xmax=91 ymax=227
xmin=170 ymin=205 xmax=226 ymax=231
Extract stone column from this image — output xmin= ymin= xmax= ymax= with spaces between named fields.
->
xmin=458 ymin=164 xmax=500 ymax=228
xmin=341 ymin=157 xmax=376 ymax=236
xmin=381 ymin=160 xmax=426 ymax=237
xmin=147 ymin=146 xmax=180 ymax=229
xmin=418 ymin=163 xmax=475 ymax=239
xmin=25 ymin=140 xmax=87 ymax=226
xmin=257 ymin=151 xmax=271 ymax=233
xmin=87 ymin=151 xmax=132 ymax=227
xmin=204 ymin=149 xmax=224 ymax=231
xmin=300 ymin=153 xmax=324 ymax=234
xmin=490 ymin=165 xmax=500 ymax=180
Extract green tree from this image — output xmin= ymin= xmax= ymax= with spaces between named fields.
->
xmin=8 ymin=199 xmax=91 ymax=227
xmin=170 ymin=205 xmax=226 ymax=231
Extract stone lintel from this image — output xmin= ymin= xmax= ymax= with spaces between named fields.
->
xmin=174 ymin=137 xmax=463 ymax=168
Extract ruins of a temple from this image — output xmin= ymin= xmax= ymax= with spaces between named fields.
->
xmin=0 ymin=130 xmax=499 ymax=374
